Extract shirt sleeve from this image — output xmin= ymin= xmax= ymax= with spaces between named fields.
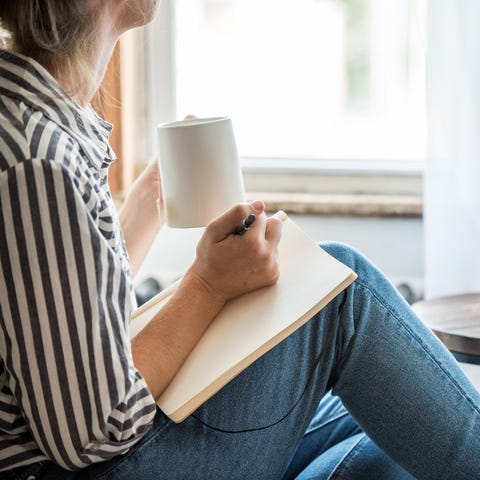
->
xmin=0 ymin=158 xmax=157 ymax=470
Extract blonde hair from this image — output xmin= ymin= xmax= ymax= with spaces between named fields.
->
xmin=0 ymin=0 xmax=97 ymax=95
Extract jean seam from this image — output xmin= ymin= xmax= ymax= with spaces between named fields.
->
xmin=354 ymin=279 xmax=480 ymax=418
xmin=325 ymin=434 xmax=366 ymax=480
xmin=28 ymin=462 xmax=48 ymax=480
xmin=1 ymin=462 xmax=48 ymax=480
xmin=302 ymin=411 xmax=350 ymax=437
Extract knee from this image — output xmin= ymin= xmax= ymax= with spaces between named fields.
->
xmin=319 ymin=241 xmax=367 ymax=273
xmin=319 ymin=241 xmax=393 ymax=298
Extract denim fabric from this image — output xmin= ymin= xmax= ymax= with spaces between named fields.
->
xmin=6 ymin=242 xmax=480 ymax=479
xmin=281 ymin=392 xmax=414 ymax=479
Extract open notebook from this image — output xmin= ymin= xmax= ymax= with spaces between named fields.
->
xmin=130 ymin=212 xmax=357 ymax=422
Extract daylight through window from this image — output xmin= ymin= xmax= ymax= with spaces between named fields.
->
xmin=174 ymin=0 xmax=426 ymax=163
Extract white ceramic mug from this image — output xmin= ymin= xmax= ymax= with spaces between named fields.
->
xmin=157 ymin=117 xmax=246 ymax=228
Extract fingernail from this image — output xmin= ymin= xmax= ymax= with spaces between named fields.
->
xmin=250 ymin=200 xmax=265 ymax=212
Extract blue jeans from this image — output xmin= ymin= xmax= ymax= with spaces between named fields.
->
xmin=5 ymin=243 xmax=480 ymax=479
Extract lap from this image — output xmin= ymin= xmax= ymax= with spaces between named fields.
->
xmin=41 ymin=265 xmax=354 ymax=479
xmin=12 ymin=242 xmax=418 ymax=479
xmin=10 ymin=392 xmax=410 ymax=480
xmin=81 ymin=302 xmax=344 ymax=480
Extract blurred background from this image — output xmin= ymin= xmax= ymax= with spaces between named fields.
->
xmin=99 ymin=0 xmax=479 ymax=313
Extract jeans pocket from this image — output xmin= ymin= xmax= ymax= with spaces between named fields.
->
xmin=0 ymin=462 xmax=47 ymax=480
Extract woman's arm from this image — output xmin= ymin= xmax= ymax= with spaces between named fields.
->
xmin=131 ymin=201 xmax=283 ymax=399
xmin=118 ymin=160 xmax=164 ymax=277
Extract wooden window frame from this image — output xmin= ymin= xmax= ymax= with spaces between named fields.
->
xmin=93 ymin=43 xmax=125 ymax=193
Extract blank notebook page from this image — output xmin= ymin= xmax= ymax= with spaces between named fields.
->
xmin=130 ymin=215 xmax=356 ymax=422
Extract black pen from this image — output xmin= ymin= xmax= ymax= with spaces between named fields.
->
xmin=233 ymin=214 xmax=256 ymax=235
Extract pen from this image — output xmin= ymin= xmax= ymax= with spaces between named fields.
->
xmin=233 ymin=214 xmax=256 ymax=235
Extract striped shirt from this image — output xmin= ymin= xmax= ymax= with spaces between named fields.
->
xmin=0 ymin=50 xmax=156 ymax=471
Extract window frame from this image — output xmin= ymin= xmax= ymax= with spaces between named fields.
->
xmin=140 ymin=0 xmax=424 ymax=213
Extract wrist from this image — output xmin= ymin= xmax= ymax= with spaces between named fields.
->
xmin=182 ymin=267 xmax=227 ymax=311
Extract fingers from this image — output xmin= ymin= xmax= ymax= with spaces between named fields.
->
xmin=193 ymin=203 xmax=283 ymax=301
xmin=265 ymin=216 xmax=283 ymax=248
xmin=206 ymin=201 xmax=266 ymax=242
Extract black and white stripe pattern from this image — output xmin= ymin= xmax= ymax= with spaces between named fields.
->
xmin=0 ymin=50 xmax=156 ymax=471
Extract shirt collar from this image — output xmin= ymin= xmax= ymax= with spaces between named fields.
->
xmin=0 ymin=49 xmax=115 ymax=167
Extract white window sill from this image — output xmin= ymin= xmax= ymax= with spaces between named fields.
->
xmin=116 ymin=158 xmax=424 ymax=218
xmin=246 ymin=192 xmax=422 ymax=217
xmin=242 ymin=157 xmax=423 ymax=217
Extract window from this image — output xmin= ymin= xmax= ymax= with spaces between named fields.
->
xmin=119 ymin=0 xmax=426 ymax=213
xmin=173 ymin=0 xmax=426 ymax=164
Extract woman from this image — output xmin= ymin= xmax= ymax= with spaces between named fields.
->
xmin=0 ymin=1 xmax=478 ymax=479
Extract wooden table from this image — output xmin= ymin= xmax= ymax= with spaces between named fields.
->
xmin=413 ymin=294 xmax=480 ymax=365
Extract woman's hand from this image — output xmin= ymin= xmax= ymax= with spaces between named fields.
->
xmin=119 ymin=159 xmax=164 ymax=277
xmin=186 ymin=200 xmax=283 ymax=305
xmin=132 ymin=199 xmax=282 ymax=398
